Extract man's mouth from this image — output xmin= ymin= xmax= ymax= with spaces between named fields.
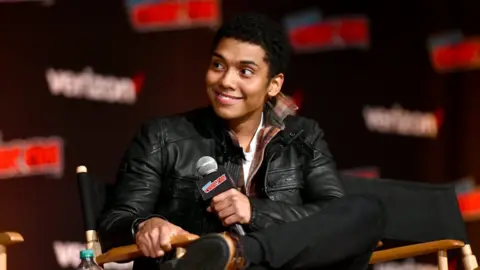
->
xmin=215 ymin=91 xmax=242 ymax=100
xmin=213 ymin=90 xmax=243 ymax=105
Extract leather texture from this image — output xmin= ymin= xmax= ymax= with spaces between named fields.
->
xmin=98 ymin=106 xmax=345 ymax=269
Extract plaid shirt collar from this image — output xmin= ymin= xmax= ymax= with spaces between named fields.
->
xmin=264 ymin=93 xmax=299 ymax=130
xmin=225 ymin=92 xmax=298 ymax=142
xmin=225 ymin=93 xmax=298 ymax=195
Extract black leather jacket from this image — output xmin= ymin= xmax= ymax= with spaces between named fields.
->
xmin=98 ymin=106 xmax=344 ymax=268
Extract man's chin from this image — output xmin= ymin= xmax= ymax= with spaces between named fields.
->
xmin=212 ymin=105 xmax=241 ymax=120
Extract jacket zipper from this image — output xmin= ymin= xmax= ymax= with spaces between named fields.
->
xmin=263 ymin=151 xmax=277 ymax=195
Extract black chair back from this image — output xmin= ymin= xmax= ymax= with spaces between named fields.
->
xmin=341 ymin=175 xmax=469 ymax=245
xmin=77 ymin=169 xmax=112 ymax=233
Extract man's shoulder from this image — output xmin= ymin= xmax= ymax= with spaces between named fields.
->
xmin=138 ymin=106 xmax=212 ymax=141
xmin=284 ymin=115 xmax=323 ymax=137
xmin=283 ymin=115 xmax=332 ymax=156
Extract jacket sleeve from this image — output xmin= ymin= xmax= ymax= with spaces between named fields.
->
xmin=98 ymin=121 xmax=165 ymax=251
xmin=248 ymin=120 xmax=345 ymax=231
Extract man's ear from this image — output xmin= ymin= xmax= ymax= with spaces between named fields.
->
xmin=267 ymin=73 xmax=284 ymax=98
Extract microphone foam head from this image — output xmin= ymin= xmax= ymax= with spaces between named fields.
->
xmin=196 ymin=156 xmax=218 ymax=176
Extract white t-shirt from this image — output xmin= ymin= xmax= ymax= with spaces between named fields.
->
xmin=243 ymin=114 xmax=264 ymax=185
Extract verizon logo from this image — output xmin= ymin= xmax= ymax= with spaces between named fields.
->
xmin=45 ymin=67 xmax=144 ymax=105
xmin=363 ymin=104 xmax=443 ymax=138
xmin=53 ymin=241 xmax=133 ymax=269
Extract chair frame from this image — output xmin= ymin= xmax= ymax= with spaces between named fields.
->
xmin=0 ymin=232 xmax=23 ymax=270
xmin=369 ymin=239 xmax=477 ymax=269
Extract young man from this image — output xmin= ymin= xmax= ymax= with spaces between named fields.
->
xmin=98 ymin=13 xmax=385 ymax=270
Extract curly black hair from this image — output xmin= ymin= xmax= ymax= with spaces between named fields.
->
xmin=211 ymin=13 xmax=291 ymax=79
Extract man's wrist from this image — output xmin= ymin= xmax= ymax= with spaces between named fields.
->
xmin=130 ymin=215 xmax=166 ymax=239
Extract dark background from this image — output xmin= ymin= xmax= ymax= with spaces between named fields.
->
xmin=0 ymin=0 xmax=479 ymax=269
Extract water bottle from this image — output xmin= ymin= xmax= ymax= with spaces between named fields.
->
xmin=77 ymin=249 xmax=102 ymax=270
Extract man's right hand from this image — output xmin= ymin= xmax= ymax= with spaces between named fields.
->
xmin=135 ymin=217 xmax=188 ymax=258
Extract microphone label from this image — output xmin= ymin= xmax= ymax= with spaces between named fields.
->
xmin=196 ymin=166 xmax=235 ymax=201
xmin=202 ymin=174 xmax=227 ymax=193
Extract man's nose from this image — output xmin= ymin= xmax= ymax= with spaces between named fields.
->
xmin=219 ymin=69 xmax=237 ymax=89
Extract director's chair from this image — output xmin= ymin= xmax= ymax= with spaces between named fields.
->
xmin=0 ymin=232 xmax=23 ymax=270
xmin=77 ymin=165 xmax=478 ymax=269
xmin=341 ymin=175 xmax=478 ymax=270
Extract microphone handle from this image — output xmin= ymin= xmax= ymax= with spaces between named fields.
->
xmin=233 ymin=223 xmax=246 ymax=236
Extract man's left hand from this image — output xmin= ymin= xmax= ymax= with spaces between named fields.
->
xmin=207 ymin=188 xmax=251 ymax=226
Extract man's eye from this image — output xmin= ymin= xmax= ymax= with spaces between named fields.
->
xmin=212 ymin=62 xmax=224 ymax=69
xmin=240 ymin=69 xmax=253 ymax=76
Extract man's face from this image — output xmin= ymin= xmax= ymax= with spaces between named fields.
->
xmin=206 ymin=38 xmax=283 ymax=121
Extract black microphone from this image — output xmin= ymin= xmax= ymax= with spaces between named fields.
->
xmin=196 ymin=156 xmax=246 ymax=236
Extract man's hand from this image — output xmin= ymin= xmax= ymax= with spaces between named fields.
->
xmin=135 ymin=217 xmax=188 ymax=258
xmin=207 ymin=188 xmax=251 ymax=226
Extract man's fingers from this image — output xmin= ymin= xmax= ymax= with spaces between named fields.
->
xmin=218 ymin=206 xmax=236 ymax=219
xmin=211 ymin=189 xmax=236 ymax=203
xmin=134 ymin=219 xmax=193 ymax=259
xmin=161 ymin=242 xmax=172 ymax=253
xmin=147 ymin=228 xmax=162 ymax=257
xmin=137 ymin=233 xmax=155 ymax=257
xmin=159 ymin=229 xmax=173 ymax=252
xmin=137 ymin=242 xmax=151 ymax=258
xmin=155 ymin=249 xmax=165 ymax=257
xmin=211 ymin=193 xmax=227 ymax=203
xmin=211 ymin=199 xmax=231 ymax=212
xmin=223 ymin=215 xmax=240 ymax=226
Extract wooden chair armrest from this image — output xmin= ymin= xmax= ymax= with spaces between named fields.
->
xmin=96 ymin=233 xmax=199 ymax=265
xmin=370 ymin=239 xmax=465 ymax=264
xmin=0 ymin=232 xmax=24 ymax=246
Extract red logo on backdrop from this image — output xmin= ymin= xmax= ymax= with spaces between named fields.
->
xmin=283 ymin=9 xmax=369 ymax=52
xmin=202 ymin=174 xmax=226 ymax=193
xmin=125 ymin=0 xmax=221 ymax=32
xmin=0 ymin=132 xmax=64 ymax=179
xmin=428 ymin=31 xmax=480 ymax=72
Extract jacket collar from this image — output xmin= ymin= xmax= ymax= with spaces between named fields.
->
xmin=205 ymin=92 xmax=298 ymax=131
xmin=264 ymin=92 xmax=298 ymax=130
xmin=203 ymin=93 xmax=299 ymax=149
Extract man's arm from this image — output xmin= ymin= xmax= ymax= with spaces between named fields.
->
xmin=248 ymin=120 xmax=345 ymax=230
xmin=98 ymin=121 xmax=165 ymax=251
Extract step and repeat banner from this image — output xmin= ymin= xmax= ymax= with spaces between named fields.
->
xmin=1 ymin=0 xmax=480 ymax=269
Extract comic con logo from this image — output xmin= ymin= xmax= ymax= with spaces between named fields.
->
xmin=0 ymin=132 xmax=64 ymax=179
xmin=45 ymin=67 xmax=145 ymax=105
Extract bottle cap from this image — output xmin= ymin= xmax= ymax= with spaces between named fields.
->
xmin=80 ymin=249 xmax=94 ymax=259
